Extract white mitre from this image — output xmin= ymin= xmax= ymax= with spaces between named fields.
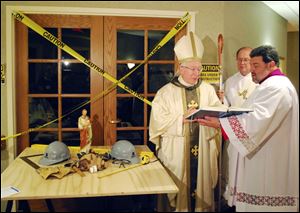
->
xmin=174 ymin=31 xmax=204 ymax=62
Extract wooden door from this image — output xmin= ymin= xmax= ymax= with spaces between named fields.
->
xmin=15 ymin=14 xmax=186 ymax=154
xmin=16 ymin=15 xmax=104 ymax=154
xmin=103 ymin=16 xmax=186 ymax=148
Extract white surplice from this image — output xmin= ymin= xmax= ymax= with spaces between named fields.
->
xmin=222 ymin=71 xmax=258 ymax=207
xmin=224 ymin=72 xmax=257 ymax=107
xmin=220 ymin=75 xmax=299 ymax=212
xmin=149 ymin=80 xmax=222 ymax=211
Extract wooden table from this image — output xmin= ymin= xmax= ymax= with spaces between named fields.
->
xmin=1 ymin=145 xmax=178 ymax=211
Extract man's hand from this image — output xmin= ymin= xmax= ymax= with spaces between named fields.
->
xmin=183 ymin=107 xmax=197 ymax=123
xmin=197 ymin=116 xmax=221 ymax=129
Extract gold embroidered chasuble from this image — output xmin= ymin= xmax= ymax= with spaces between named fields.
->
xmin=150 ymin=77 xmax=222 ymax=211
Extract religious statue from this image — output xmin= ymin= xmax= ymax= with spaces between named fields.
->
xmin=78 ymin=109 xmax=92 ymax=154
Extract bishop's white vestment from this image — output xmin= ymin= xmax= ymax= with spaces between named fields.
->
xmin=149 ymin=79 xmax=222 ymax=211
xmin=220 ymin=75 xmax=299 ymax=212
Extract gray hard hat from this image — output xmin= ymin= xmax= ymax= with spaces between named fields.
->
xmin=39 ymin=141 xmax=71 ymax=166
xmin=110 ymin=140 xmax=140 ymax=164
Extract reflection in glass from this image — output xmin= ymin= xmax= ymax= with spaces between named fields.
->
xmin=29 ymin=63 xmax=58 ymax=94
xmin=148 ymin=64 xmax=174 ymax=93
xmin=117 ymin=97 xmax=144 ymax=127
xmin=29 ymin=98 xmax=58 ymax=128
xmin=62 ymin=63 xmax=90 ymax=94
xmin=148 ymin=30 xmax=174 ymax=60
xmin=62 ymin=98 xmax=90 ymax=128
xmin=117 ymin=64 xmax=144 ymax=94
xmin=62 ymin=131 xmax=80 ymax=146
xmin=30 ymin=131 xmax=58 ymax=145
xmin=29 ymin=28 xmax=58 ymax=59
xmin=62 ymin=28 xmax=90 ymax=59
xmin=117 ymin=30 xmax=144 ymax=60
xmin=117 ymin=130 xmax=144 ymax=145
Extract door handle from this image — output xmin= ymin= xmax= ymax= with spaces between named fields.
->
xmin=109 ymin=119 xmax=121 ymax=124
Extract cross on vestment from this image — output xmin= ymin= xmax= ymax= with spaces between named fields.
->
xmin=191 ymin=145 xmax=199 ymax=157
xmin=188 ymin=100 xmax=199 ymax=109
xmin=238 ymin=89 xmax=248 ymax=100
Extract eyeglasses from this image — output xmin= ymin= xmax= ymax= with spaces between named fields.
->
xmin=181 ymin=65 xmax=202 ymax=72
xmin=112 ymin=159 xmax=131 ymax=168
xmin=237 ymin=58 xmax=250 ymax=63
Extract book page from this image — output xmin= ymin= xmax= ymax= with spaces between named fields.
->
xmin=185 ymin=105 xmax=253 ymax=119
xmin=228 ymin=106 xmax=253 ymax=112
xmin=198 ymin=105 xmax=228 ymax=112
xmin=185 ymin=106 xmax=227 ymax=120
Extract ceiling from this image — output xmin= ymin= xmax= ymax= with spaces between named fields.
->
xmin=262 ymin=1 xmax=299 ymax=32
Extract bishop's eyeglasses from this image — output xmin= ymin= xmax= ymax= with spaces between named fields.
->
xmin=181 ymin=65 xmax=203 ymax=72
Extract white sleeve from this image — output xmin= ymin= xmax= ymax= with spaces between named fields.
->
xmin=220 ymin=84 xmax=292 ymax=157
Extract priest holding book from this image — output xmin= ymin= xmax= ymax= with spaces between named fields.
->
xmin=219 ymin=46 xmax=258 ymax=212
xmin=149 ymin=31 xmax=222 ymax=211
xmin=198 ymin=45 xmax=299 ymax=212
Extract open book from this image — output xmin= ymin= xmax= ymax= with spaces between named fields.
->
xmin=185 ymin=106 xmax=253 ymax=120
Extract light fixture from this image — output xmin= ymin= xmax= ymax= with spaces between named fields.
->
xmin=127 ymin=63 xmax=135 ymax=69
xmin=63 ymin=61 xmax=70 ymax=66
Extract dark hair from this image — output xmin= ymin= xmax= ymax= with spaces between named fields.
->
xmin=250 ymin=45 xmax=280 ymax=66
xmin=236 ymin=47 xmax=252 ymax=58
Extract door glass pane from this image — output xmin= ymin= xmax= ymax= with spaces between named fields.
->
xmin=61 ymin=28 xmax=90 ymax=59
xmin=62 ymin=63 xmax=90 ymax=94
xmin=62 ymin=98 xmax=90 ymax=128
xmin=117 ymin=97 xmax=144 ymax=127
xmin=30 ymin=131 xmax=58 ymax=145
xmin=28 ymin=28 xmax=58 ymax=59
xmin=117 ymin=130 xmax=144 ymax=145
xmin=29 ymin=98 xmax=58 ymax=128
xmin=29 ymin=63 xmax=58 ymax=94
xmin=148 ymin=30 xmax=174 ymax=60
xmin=117 ymin=30 xmax=144 ymax=60
xmin=117 ymin=64 xmax=144 ymax=94
xmin=62 ymin=131 xmax=80 ymax=146
xmin=148 ymin=64 xmax=174 ymax=93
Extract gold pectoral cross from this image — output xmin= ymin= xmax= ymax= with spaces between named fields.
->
xmin=238 ymin=89 xmax=248 ymax=100
xmin=188 ymin=100 xmax=198 ymax=109
xmin=191 ymin=145 xmax=199 ymax=157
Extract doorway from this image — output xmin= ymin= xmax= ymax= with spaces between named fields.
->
xmin=15 ymin=14 xmax=186 ymax=154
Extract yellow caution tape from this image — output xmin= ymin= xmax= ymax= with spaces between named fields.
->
xmin=12 ymin=11 xmax=151 ymax=105
xmin=1 ymin=12 xmax=190 ymax=141
xmin=139 ymin=151 xmax=154 ymax=158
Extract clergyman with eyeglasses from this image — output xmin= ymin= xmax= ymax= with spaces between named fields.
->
xmin=217 ymin=47 xmax=258 ymax=106
xmin=216 ymin=47 xmax=258 ymax=211
xmin=149 ymin=31 xmax=223 ymax=211
xmin=198 ymin=45 xmax=299 ymax=212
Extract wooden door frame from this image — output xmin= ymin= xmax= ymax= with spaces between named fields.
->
xmin=4 ymin=5 xmax=195 ymax=161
